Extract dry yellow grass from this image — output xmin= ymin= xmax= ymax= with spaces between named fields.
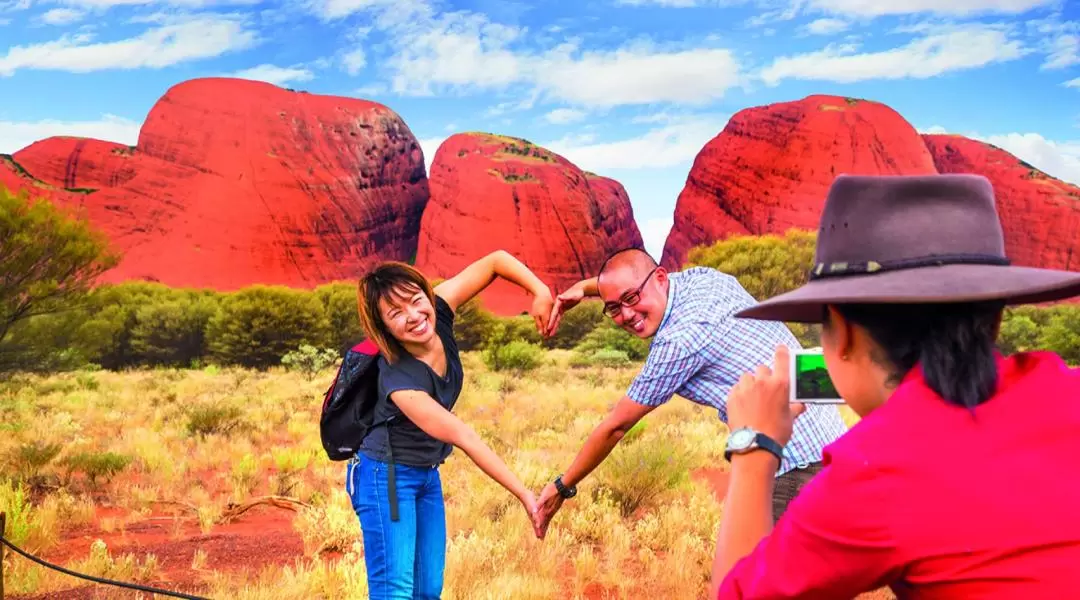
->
xmin=0 ymin=350 xmax=877 ymax=599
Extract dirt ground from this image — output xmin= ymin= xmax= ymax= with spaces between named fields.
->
xmin=9 ymin=469 xmax=892 ymax=600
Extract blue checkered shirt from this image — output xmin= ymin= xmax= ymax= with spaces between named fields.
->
xmin=626 ymin=267 xmax=849 ymax=475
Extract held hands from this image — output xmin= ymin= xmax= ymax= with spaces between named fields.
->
xmin=726 ymin=344 xmax=806 ymax=449
xmin=519 ymin=490 xmax=544 ymax=539
xmin=533 ymin=482 xmax=564 ymax=539
xmin=530 ymin=289 xmax=557 ymax=338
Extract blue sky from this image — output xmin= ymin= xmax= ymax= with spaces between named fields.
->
xmin=1 ymin=0 xmax=1078 ymax=257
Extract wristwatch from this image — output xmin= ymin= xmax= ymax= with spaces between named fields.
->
xmin=553 ymin=474 xmax=577 ymax=499
xmin=724 ymin=427 xmax=784 ymax=463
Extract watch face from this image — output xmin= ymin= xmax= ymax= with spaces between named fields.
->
xmin=729 ymin=428 xmax=755 ymax=450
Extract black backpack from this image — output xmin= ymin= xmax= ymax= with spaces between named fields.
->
xmin=319 ymin=338 xmax=388 ymax=461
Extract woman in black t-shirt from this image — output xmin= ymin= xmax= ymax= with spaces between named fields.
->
xmin=350 ymin=250 xmax=553 ymax=599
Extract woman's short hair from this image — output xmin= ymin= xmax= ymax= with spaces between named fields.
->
xmin=357 ymin=262 xmax=436 ymax=364
xmin=827 ymin=300 xmax=1005 ymax=409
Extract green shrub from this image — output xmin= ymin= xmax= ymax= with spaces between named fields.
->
xmin=128 ymin=291 xmax=217 ymax=367
xmin=569 ymin=348 xmax=632 ymax=368
xmin=186 ymin=403 xmax=244 ymax=437
xmin=573 ymin=322 xmax=650 ymax=361
xmin=686 ymin=229 xmax=816 ymax=300
xmin=452 ymin=298 xmax=500 ymax=351
xmin=61 ymin=451 xmax=132 ymax=486
xmin=482 ymin=340 xmax=545 ymax=372
xmin=282 ymin=344 xmax=340 ymax=380
xmin=314 ymin=281 xmax=365 ymax=354
xmin=0 ymin=184 xmax=120 ymax=374
xmin=204 ymin=285 xmax=331 ymax=369
xmin=596 ymin=433 xmax=693 ymax=517
xmin=543 ymin=301 xmax=606 ymax=349
xmin=1041 ymin=306 xmax=1080 ymax=365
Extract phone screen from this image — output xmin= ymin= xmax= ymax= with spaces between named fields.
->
xmin=793 ymin=352 xmax=843 ymax=403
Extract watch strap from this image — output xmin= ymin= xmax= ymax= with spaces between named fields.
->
xmin=752 ymin=433 xmax=784 ymax=463
xmin=554 ymin=475 xmax=576 ymax=499
xmin=724 ymin=431 xmax=785 ymax=463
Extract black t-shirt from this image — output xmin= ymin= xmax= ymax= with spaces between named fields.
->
xmin=359 ymin=295 xmax=464 ymax=467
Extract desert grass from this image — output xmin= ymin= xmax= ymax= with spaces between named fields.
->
xmin=0 ymin=350 xmax=866 ymax=599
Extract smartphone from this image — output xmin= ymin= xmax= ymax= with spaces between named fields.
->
xmin=790 ymin=349 xmax=844 ymax=404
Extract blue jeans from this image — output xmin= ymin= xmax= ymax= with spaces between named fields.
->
xmin=347 ymin=454 xmax=446 ymax=599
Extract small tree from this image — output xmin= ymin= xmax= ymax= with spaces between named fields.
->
xmin=685 ymin=228 xmax=817 ymax=300
xmin=0 ymin=185 xmax=119 ymax=352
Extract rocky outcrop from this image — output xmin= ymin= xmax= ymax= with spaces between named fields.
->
xmin=660 ymin=94 xmax=939 ymax=268
xmin=415 ymin=133 xmax=645 ymax=315
xmin=5 ymin=77 xmax=429 ymax=290
xmin=923 ymin=134 xmax=1080 ymax=270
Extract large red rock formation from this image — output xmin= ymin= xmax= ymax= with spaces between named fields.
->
xmin=660 ymin=94 xmax=939 ymax=269
xmin=3 ymin=77 xmax=429 ymax=290
xmin=415 ymin=133 xmax=645 ymax=315
xmin=923 ymin=134 xmax=1080 ymax=270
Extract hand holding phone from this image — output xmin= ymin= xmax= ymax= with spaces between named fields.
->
xmin=789 ymin=348 xmax=845 ymax=404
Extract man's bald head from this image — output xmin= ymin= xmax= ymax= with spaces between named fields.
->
xmin=595 ymin=248 xmax=670 ymax=338
xmin=598 ymin=248 xmax=658 ymax=284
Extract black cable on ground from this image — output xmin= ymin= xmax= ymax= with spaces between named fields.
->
xmin=0 ymin=533 xmax=212 ymax=599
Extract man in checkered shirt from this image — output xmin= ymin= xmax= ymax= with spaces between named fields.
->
xmin=535 ymin=248 xmax=848 ymax=535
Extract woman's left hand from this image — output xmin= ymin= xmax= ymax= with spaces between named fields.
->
xmin=727 ymin=344 xmax=806 ymax=448
xmin=530 ymin=290 xmax=556 ymax=337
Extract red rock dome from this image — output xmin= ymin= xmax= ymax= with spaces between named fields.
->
xmin=3 ymin=77 xmax=429 ymax=290
xmin=414 ymin=132 xmax=645 ymax=315
xmin=923 ymin=134 xmax=1080 ymax=271
xmin=661 ymin=94 xmax=939 ymax=268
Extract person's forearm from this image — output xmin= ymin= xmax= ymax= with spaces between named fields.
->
xmin=577 ymin=277 xmax=599 ymax=297
xmin=560 ymin=419 xmax=625 ymax=488
xmin=491 ymin=250 xmax=549 ymax=298
xmin=709 ymin=452 xmax=777 ymax=596
xmin=455 ymin=426 xmax=530 ymax=501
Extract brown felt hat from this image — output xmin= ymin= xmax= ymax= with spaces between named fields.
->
xmin=735 ymin=173 xmax=1080 ymax=323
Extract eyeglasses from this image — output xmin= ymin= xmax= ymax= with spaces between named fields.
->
xmin=602 ymin=267 xmax=658 ymax=318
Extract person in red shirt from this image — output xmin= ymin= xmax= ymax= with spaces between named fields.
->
xmin=709 ymin=173 xmax=1080 ymax=599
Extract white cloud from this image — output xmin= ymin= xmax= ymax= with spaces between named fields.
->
xmin=543 ymin=113 xmax=729 ymax=170
xmin=759 ymin=25 xmax=1025 ymax=85
xmin=805 ymin=0 xmax=1055 ymax=17
xmin=803 ymin=17 xmax=849 ymax=35
xmin=544 ymin=108 xmax=586 ymax=124
xmin=977 ymin=132 xmax=1080 ymax=186
xmin=533 ymin=45 xmax=741 ymax=107
xmin=922 ymin=125 xmax=1080 ymax=186
xmin=0 ymin=15 xmax=258 ymax=76
xmin=40 ymin=7 xmax=85 ymax=24
xmin=0 ymin=114 xmax=141 ymax=154
xmin=1065 ymin=77 xmax=1080 ymax=87
xmin=49 ymin=0 xmax=261 ymax=8
xmin=1042 ymin=33 xmax=1079 ymax=69
xmin=416 ymin=136 xmax=444 ymax=173
xmin=341 ymin=47 xmax=366 ymax=75
xmin=614 ymin=0 xmax=698 ymax=5
xmin=640 ymin=216 xmax=674 ymax=260
xmin=228 ymin=63 xmax=314 ymax=86
xmin=321 ymin=2 xmax=742 ymax=108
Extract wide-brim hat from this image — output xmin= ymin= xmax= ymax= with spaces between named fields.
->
xmin=735 ymin=173 xmax=1080 ymax=323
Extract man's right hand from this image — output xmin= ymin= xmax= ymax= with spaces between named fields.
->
xmin=535 ymin=482 xmax=565 ymax=539
xmin=546 ymin=282 xmax=587 ymax=336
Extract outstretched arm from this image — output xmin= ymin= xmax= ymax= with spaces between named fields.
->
xmin=389 ymin=389 xmax=542 ymax=537
xmin=535 ymin=396 xmax=654 ymax=536
xmin=433 ymin=250 xmax=554 ymax=333
xmin=545 ymin=277 xmax=599 ymax=335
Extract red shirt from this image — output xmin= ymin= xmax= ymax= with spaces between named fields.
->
xmin=718 ymin=351 xmax=1080 ymax=599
